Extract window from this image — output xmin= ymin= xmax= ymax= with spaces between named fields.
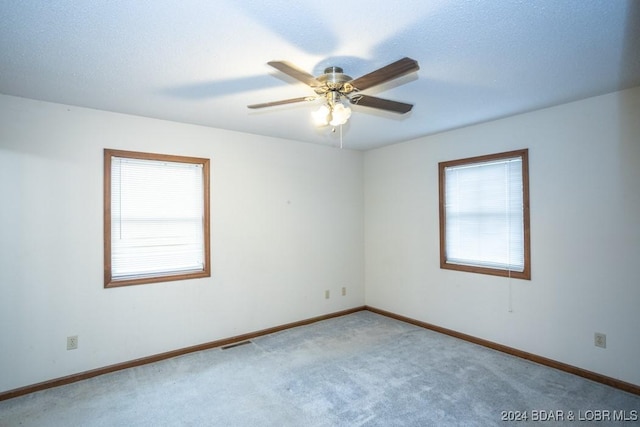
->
xmin=439 ymin=149 xmax=530 ymax=279
xmin=104 ymin=149 xmax=210 ymax=287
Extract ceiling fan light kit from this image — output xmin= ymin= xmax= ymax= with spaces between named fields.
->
xmin=312 ymin=90 xmax=352 ymax=127
xmin=248 ymin=57 xmax=419 ymax=130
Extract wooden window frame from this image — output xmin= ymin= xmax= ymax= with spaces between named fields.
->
xmin=104 ymin=149 xmax=210 ymax=288
xmin=438 ymin=149 xmax=531 ymax=280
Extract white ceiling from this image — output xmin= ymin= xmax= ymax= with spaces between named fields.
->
xmin=1 ymin=0 xmax=639 ymax=150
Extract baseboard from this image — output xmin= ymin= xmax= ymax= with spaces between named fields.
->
xmin=3 ymin=304 xmax=638 ymax=401
xmin=365 ymin=305 xmax=640 ymax=396
xmin=0 ymin=306 xmax=366 ymax=402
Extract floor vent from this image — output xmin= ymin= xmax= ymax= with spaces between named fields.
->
xmin=221 ymin=340 xmax=252 ymax=350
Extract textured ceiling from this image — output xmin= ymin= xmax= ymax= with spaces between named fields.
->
xmin=1 ymin=0 xmax=639 ymax=150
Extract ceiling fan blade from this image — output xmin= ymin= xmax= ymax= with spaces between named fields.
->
xmin=247 ymin=96 xmax=317 ymax=109
xmin=348 ymin=57 xmax=419 ymax=91
xmin=267 ymin=61 xmax=321 ymax=87
xmin=348 ymin=94 xmax=414 ymax=114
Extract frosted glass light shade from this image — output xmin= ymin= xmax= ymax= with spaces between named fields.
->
xmin=312 ymin=104 xmax=331 ymax=126
xmin=329 ymin=103 xmax=351 ymax=126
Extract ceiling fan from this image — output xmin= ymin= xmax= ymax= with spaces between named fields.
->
xmin=248 ymin=57 xmax=419 ymax=127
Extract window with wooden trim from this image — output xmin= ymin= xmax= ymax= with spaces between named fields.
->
xmin=439 ymin=149 xmax=530 ymax=279
xmin=104 ymin=149 xmax=210 ymax=287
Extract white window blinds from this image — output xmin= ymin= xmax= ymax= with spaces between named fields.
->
xmin=444 ymin=156 xmax=525 ymax=272
xmin=110 ymin=156 xmax=206 ymax=280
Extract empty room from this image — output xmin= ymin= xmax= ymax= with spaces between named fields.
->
xmin=1 ymin=1 xmax=639 ymax=425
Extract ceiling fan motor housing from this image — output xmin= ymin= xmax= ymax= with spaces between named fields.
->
xmin=317 ymin=67 xmax=353 ymax=94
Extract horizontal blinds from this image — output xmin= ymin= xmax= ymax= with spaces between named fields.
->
xmin=445 ymin=156 xmax=524 ymax=272
xmin=111 ymin=156 xmax=205 ymax=280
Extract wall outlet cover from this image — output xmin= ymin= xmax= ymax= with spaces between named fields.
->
xmin=67 ymin=335 xmax=78 ymax=350
xmin=594 ymin=333 xmax=606 ymax=349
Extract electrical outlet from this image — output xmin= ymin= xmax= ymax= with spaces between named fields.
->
xmin=325 ymin=290 xmax=330 ymax=299
xmin=342 ymin=287 xmax=347 ymax=296
xmin=594 ymin=333 xmax=606 ymax=349
xmin=67 ymin=335 xmax=78 ymax=350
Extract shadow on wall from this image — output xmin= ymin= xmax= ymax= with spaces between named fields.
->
xmin=620 ymin=0 xmax=640 ymax=88
xmin=619 ymin=1 xmax=640 ymax=207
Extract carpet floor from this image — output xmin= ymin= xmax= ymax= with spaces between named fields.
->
xmin=1 ymin=311 xmax=638 ymax=426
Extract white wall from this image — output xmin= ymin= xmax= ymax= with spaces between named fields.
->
xmin=3 ymin=85 xmax=639 ymax=394
xmin=364 ymin=86 xmax=640 ymax=386
xmin=0 ymin=95 xmax=364 ymax=393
